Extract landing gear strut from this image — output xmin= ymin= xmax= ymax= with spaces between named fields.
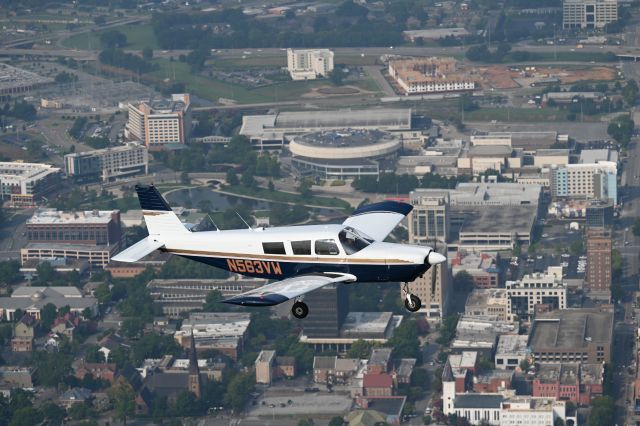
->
xmin=402 ymin=282 xmax=422 ymax=313
xmin=292 ymin=300 xmax=309 ymax=319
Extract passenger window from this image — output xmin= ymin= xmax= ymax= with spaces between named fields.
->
xmin=315 ymin=239 xmax=339 ymax=255
xmin=291 ymin=240 xmax=312 ymax=255
xmin=262 ymin=242 xmax=286 ymax=255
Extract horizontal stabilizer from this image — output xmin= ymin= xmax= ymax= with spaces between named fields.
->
xmin=111 ymin=237 xmax=164 ymax=263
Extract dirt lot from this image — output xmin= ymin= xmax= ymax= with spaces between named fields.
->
xmin=473 ymin=65 xmax=616 ymax=89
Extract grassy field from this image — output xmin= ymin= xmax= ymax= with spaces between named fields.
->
xmin=149 ymin=59 xmax=379 ymax=103
xmin=223 ymin=185 xmax=351 ymax=210
xmin=63 ymin=23 xmax=158 ymax=50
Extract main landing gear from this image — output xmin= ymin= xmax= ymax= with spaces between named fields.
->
xmin=402 ymin=282 xmax=422 ymax=313
xmin=292 ymin=300 xmax=309 ymax=319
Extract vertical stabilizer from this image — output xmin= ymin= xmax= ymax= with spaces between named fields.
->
xmin=136 ymin=185 xmax=188 ymax=236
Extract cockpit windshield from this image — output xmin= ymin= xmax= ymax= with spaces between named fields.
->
xmin=339 ymin=226 xmax=374 ymax=255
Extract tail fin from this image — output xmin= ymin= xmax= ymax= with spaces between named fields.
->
xmin=136 ymin=185 xmax=189 ymax=236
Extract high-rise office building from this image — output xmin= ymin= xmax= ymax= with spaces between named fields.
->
xmin=563 ymin=0 xmax=618 ymax=29
xmin=125 ymin=94 xmax=191 ymax=150
xmin=287 ymin=49 xmax=334 ymax=80
xmin=302 ymin=284 xmax=349 ymax=338
xmin=408 ymin=191 xmax=450 ymax=244
xmin=586 ymin=201 xmax=614 ymax=230
xmin=586 ymin=228 xmax=612 ymax=297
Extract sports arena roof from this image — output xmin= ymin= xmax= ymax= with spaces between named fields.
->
xmin=240 ymin=108 xmax=412 ymax=138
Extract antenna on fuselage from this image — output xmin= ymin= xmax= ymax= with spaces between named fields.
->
xmin=235 ymin=211 xmax=252 ymax=230
xmin=206 ymin=214 xmax=221 ymax=232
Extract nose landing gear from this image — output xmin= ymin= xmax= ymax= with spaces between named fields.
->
xmin=402 ymin=282 xmax=422 ymax=313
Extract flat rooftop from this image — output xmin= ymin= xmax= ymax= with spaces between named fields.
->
xmin=341 ymin=312 xmax=394 ymax=337
xmin=579 ymin=148 xmax=619 ymax=164
xmin=459 ymin=206 xmax=537 ymax=234
xmin=0 ymin=162 xmax=59 ymax=181
xmin=240 ymin=109 xmax=412 ymax=136
xmin=295 ymin=129 xmax=397 ymax=148
xmin=529 ymin=309 xmax=613 ymax=350
xmin=27 ymin=209 xmax=117 ymax=225
xmin=496 ymin=334 xmax=529 ymax=357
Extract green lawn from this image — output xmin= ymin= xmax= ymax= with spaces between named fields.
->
xmin=150 ymin=59 xmax=378 ymax=103
xmin=63 ymin=24 xmax=158 ymax=50
xmin=222 ymin=185 xmax=351 ymax=210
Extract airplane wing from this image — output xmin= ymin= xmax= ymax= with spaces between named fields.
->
xmin=222 ymin=273 xmax=356 ymax=307
xmin=111 ymin=237 xmax=164 ymax=263
xmin=343 ymin=200 xmax=413 ymax=241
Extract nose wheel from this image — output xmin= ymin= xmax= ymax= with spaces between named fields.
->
xmin=292 ymin=301 xmax=309 ymax=319
xmin=402 ymin=282 xmax=422 ymax=313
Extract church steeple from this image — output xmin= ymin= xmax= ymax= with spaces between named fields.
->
xmin=188 ymin=327 xmax=202 ymax=398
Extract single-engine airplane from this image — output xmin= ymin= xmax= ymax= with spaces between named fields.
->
xmin=113 ymin=185 xmax=446 ymax=319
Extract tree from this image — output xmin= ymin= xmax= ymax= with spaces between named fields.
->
xmin=226 ymin=169 xmax=239 ymax=186
xmin=329 ymin=70 xmax=344 ymax=86
xmin=41 ymin=401 xmax=66 ymax=425
xmin=224 ymin=372 xmax=254 ymax=413
xmin=346 ymin=339 xmax=376 ymax=359
xmin=40 ymin=303 xmax=57 ymax=329
xmin=554 ymin=418 xmax=565 ymax=426
xmin=519 ymin=358 xmax=530 ymax=372
xmin=109 ymin=379 xmax=135 ymax=425
xmin=329 ymin=416 xmax=344 ymax=426
xmin=203 ymin=290 xmax=230 ymax=312
xmin=174 ymin=391 xmax=201 ymax=417
xmin=386 ymin=319 xmax=420 ymax=359
xmin=298 ymin=179 xmax=312 ymax=199
xmin=10 ymin=407 xmax=43 ymax=426
xmin=241 ymin=168 xmax=255 ymax=188
xmin=569 ymin=239 xmax=584 ymax=255
xmin=607 ymin=115 xmax=635 ymax=148
xmin=587 ymin=396 xmax=615 ymax=426
xmin=622 ymin=79 xmax=638 ymax=105
xmin=453 ymin=271 xmax=474 ymax=293
xmin=100 ymin=30 xmax=127 ymax=48
xmin=121 ymin=317 xmax=145 ymax=338
xmin=437 ymin=315 xmax=459 ymax=346
xmin=36 ymin=261 xmax=56 ymax=284
xmin=336 ymin=0 xmax=368 ymax=17
xmin=298 ymin=419 xmax=314 ymax=426
xmin=142 ymin=47 xmax=154 ymax=60
xmin=68 ymin=402 xmax=87 ymax=420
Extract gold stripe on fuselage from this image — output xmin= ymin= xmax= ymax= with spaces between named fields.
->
xmin=165 ymin=247 xmax=413 ymax=265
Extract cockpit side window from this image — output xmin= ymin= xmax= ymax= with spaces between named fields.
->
xmin=339 ymin=227 xmax=372 ymax=255
xmin=262 ymin=242 xmax=286 ymax=255
xmin=291 ymin=240 xmax=312 ymax=255
xmin=315 ymin=239 xmax=340 ymax=255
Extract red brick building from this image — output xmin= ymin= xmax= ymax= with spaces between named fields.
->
xmin=363 ymin=373 xmax=394 ymax=397
xmin=75 ymin=362 xmax=117 ymax=383
xmin=532 ymin=363 xmax=603 ymax=406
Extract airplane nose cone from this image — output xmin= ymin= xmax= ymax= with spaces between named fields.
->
xmin=427 ymin=251 xmax=447 ymax=265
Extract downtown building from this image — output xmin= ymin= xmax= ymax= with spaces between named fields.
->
xmin=21 ymin=209 xmax=123 ymax=268
xmin=0 ymin=162 xmax=60 ymax=207
xmin=125 ymin=94 xmax=191 ymax=150
xmin=506 ymin=267 xmax=567 ymax=320
xmin=64 ymin=142 xmax=148 ymax=183
xmin=563 ymin=0 xmax=618 ymax=29
xmin=287 ymin=48 xmax=334 ymax=80
xmin=549 ymin=161 xmax=617 ymax=204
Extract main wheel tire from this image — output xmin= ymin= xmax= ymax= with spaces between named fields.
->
xmin=292 ymin=301 xmax=309 ymax=319
xmin=404 ymin=294 xmax=422 ymax=313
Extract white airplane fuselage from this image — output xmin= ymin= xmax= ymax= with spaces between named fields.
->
xmin=154 ymin=224 xmax=434 ymax=282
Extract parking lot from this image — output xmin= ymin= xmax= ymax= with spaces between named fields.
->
xmin=248 ymin=392 xmax=353 ymax=417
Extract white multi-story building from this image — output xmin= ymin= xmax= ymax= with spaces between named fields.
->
xmin=125 ymin=94 xmax=191 ymax=150
xmin=388 ymin=57 xmax=475 ymax=95
xmin=563 ymin=0 xmax=618 ymax=29
xmin=549 ymin=161 xmax=617 ymax=204
xmin=0 ymin=162 xmax=60 ymax=207
xmin=65 ymin=142 xmax=148 ymax=183
xmin=500 ymin=397 xmax=567 ymax=426
xmin=506 ymin=267 xmax=567 ymax=320
xmin=287 ymin=49 xmax=334 ymax=80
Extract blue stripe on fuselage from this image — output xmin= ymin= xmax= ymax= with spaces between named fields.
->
xmin=179 ymin=255 xmax=428 ymax=283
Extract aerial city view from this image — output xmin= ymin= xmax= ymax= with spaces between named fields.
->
xmin=0 ymin=0 xmax=639 ymax=425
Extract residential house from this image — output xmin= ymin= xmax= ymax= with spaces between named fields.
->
xmin=12 ymin=314 xmax=36 ymax=352
xmin=363 ymin=373 xmax=394 ymax=397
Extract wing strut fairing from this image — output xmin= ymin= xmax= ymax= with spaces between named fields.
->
xmin=222 ymin=273 xmax=356 ymax=306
